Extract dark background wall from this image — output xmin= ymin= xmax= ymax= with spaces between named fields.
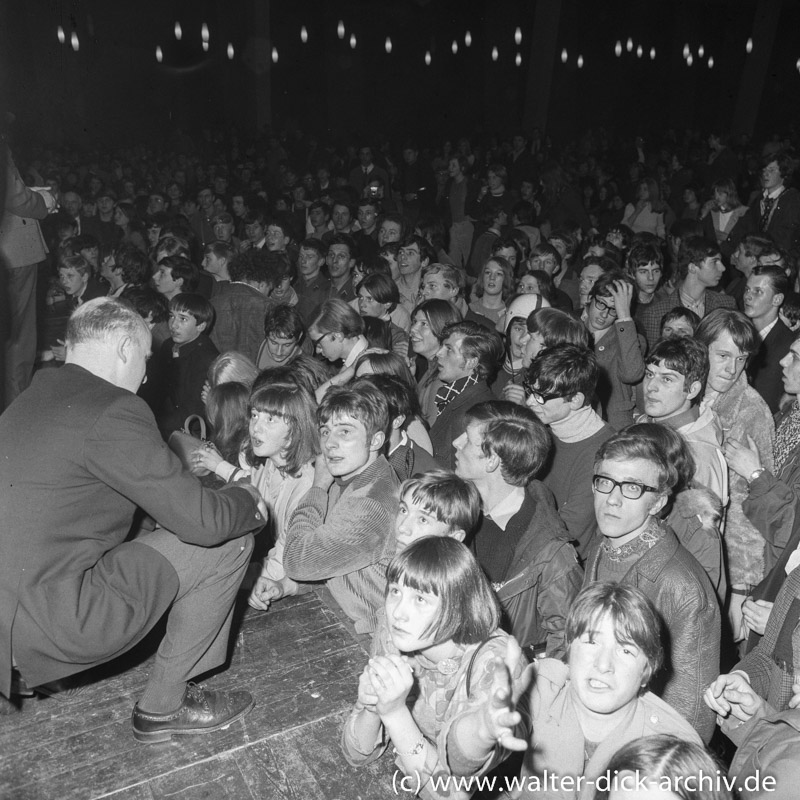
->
xmin=2 ymin=0 xmax=799 ymax=150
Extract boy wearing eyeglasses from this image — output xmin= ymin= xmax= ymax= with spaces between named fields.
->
xmin=584 ymin=426 xmax=721 ymax=744
xmin=584 ymin=271 xmax=646 ymax=432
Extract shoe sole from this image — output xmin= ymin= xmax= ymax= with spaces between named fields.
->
xmin=132 ymin=697 xmax=255 ymax=744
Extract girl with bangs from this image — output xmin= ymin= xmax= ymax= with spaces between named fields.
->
xmin=246 ymin=382 xmax=319 ymax=611
xmin=195 ymin=380 xmax=319 ymax=611
xmin=513 ymin=582 xmax=702 ymax=800
xmin=342 ymin=537 xmax=528 ymax=800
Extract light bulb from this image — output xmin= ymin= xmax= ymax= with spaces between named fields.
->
xmin=708 ymin=56 xmax=714 ymax=69
xmin=615 ymin=41 xmax=622 ymax=57
xmin=515 ymin=27 xmax=522 ymax=46
xmin=516 ymin=52 xmax=522 ymax=67
xmin=650 ymin=47 xmax=656 ymax=60
xmin=57 ymin=25 xmax=65 ymax=44
xmin=698 ymin=44 xmax=704 ymax=58
xmin=350 ymin=33 xmax=356 ymax=49
xmin=174 ymin=22 xmax=182 ymax=41
xmin=156 ymin=46 xmax=163 ymax=63
xmin=337 ymin=21 xmax=345 ymax=40
xmin=491 ymin=46 xmax=498 ymax=62
xmin=683 ymin=43 xmax=690 ymax=59
xmin=71 ymin=32 xmax=79 ymax=51
xmin=272 ymin=46 xmax=278 ymax=63
xmin=385 ymin=37 xmax=392 ymax=54
xmin=227 ymin=43 xmax=234 ymax=60
xmin=626 ymin=37 xmax=633 ymax=52
xmin=300 ymin=26 xmax=308 ymax=44
xmin=201 ymin=23 xmax=209 ymax=43
xmin=202 ymin=41 xmax=208 ymax=52
xmin=561 ymin=48 xmax=568 ymax=63
xmin=425 ymin=51 xmax=431 ymax=66
xmin=577 ymin=54 xmax=584 ymax=68
xmin=636 ymin=45 xmax=642 ymax=58
xmin=746 ymin=38 xmax=753 ymax=54
xmin=465 ymin=31 xmax=472 ymax=47
xmin=687 ymin=53 xmax=693 ymax=66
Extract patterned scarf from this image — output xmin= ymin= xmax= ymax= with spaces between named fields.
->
xmin=435 ymin=372 xmax=478 ymax=415
xmin=601 ymin=516 xmax=666 ymax=562
xmin=774 ymin=400 xmax=800 ymax=473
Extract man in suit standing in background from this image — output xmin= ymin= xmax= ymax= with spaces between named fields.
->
xmin=0 ymin=121 xmax=56 ymax=410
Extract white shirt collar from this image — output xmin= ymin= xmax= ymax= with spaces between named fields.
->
xmin=485 ymin=485 xmax=525 ymax=531
xmin=343 ymin=335 xmax=369 ymax=368
xmin=758 ymin=318 xmax=779 ymax=340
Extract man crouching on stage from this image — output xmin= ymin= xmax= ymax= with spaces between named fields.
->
xmin=0 ymin=297 xmax=266 ymax=743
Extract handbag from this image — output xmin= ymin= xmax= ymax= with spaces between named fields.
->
xmin=168 ymin=414 xmax=210 ymax=476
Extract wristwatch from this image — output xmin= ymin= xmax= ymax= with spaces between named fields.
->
xmin=748 ymin=467 xmax=766 ymax=484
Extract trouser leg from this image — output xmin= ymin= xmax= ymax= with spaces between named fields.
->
xmin=133 ymin=528 xmax=254 ymax=691
xmin=4 ymin=262 xmax=38 ymax=407
xmin=448 ymin=221 xmax=474 ymax=268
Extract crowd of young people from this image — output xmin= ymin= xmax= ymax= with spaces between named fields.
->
xmin=3 ymin=123 xmax=800 ymax=799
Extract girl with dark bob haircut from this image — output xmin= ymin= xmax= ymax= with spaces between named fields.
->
xmin=386 ymin=536 xmax=500 ymax=645
xmin=342 ymin=537 xmax=529 ymax=797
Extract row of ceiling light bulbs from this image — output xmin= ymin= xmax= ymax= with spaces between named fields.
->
xmin=60 ymin=22 xmax=793 ymax=74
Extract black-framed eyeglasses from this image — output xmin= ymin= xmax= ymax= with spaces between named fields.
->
xmin=310 ymin=332 xmax=332 ymax=349
xmin=592 ymin=475 xmax=660 ymax=500
xmin=593 ymin=297 xmax=618 ymax=317
xmin=522 ymin=378 xmax=563 ymax=405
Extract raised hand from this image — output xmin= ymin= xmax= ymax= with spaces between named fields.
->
xmin=476 ymin=638 xmax=532 ymax=752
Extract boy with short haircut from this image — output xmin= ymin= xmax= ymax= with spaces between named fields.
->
xmin=209 ymin=249 xmax=276 ymax=362
xmin=585 ymin=427 xmax=721 ymax=742
xmin=355 ymin=373 xmax=439 ymax=481
xmin=283 ymin=384 xmax=400 ymax=634
xmin=155 ymin=293 xmax=218 ymax=437
xmin=46 ymin=255 xmax=107 ymax=361
xmin=455 ymin=400 xmax=582 ymax=658
xmin=266 ymin=251 xmax=298 ymax=307
xmin=394 ymin=469 xmax=481 ymax=549
xmin=152 ymin=256 xmax=199 ymax=300
xmin=640 ymin=336 xmax=728 ymax=505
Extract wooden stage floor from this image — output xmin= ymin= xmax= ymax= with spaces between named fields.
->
xmin=0 ymin=590 xmax=399 ymax=800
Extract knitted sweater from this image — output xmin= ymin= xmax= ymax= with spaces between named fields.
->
xmin=283 ymin=456 xmax=400 ymax=633
xmin=542 ymin=424 xmax=615 ymax=560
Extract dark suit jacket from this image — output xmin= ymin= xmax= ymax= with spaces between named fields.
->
xmin=0 ymin=149 xmax=48 ymax=269
xmin=155 ymin=334 xmax=219 ymax=435
xmin=728 ymin=187 xmax=800 ymax=253
xmin=0 ymin=364 xmax=262 ymax=696
xmin=428 ymin=381 xmax=495 ymax=470
xmin=748 ymin=319 xmax=795 ymax=414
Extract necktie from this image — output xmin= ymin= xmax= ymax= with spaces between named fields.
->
xmin=760 ymin=195 xmax=775 ymax=232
